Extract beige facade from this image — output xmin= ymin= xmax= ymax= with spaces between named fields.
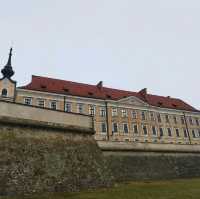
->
xmin=11 ymin=88 xmax=200 ymax=145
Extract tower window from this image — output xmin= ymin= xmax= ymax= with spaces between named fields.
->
xmin=1 ymin=89 xmax=7 ymax=97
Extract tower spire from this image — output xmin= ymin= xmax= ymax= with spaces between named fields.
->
xmin=1 ymin=48 xmax=15 ymax=79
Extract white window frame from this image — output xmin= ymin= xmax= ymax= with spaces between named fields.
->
xmin=142 ymin=124 xmax=148 ymax=136
xmin=133 ymin=124 xmax=138 ymax=134
xmin=121 ymin=109 xmax=128 ymax=117
xmin=175 ymin=128 xmax=180 ymax=137
xmin=89 ymin=105 xmax=96 ymax=116
xmin=100 ymin=107 xmax=106 ymax=117
xmin=167 ymin=128 xmax=172 ymax=137
xmin=100 ymin=122 xmax=107 ymax=133
xmin=122 ymin=123 xmax=129 ymax=134
xmin=65 ymin=102 xmax=72 ymax=112
xmin=150 ymin=112 xmax=155 ymax=121
xmin=152 ymin=126 xmax=157 ymax=136
xmin=49 ymin=101 xmax=57 ymax=110
xmin=141 ymin=111 xmax=146 ymax=120
xmin=132 ymin=110 xmax=137 ymax=119
xmin=112 ymin=108 xmax=118 ymax=117
xmin=24 ymin=97 xmax=32 ymax=105
xmin=112 ymin=122 xmax=118 ymax=133
xmin=37 ymin=99 xmax=45 ymax=107
xmin=159 ymin=127 xmax=164 ymax=137
xmin=77 ymin=103 xmax=84 ymax=114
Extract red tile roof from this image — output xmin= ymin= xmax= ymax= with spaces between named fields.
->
xmin=19 ymin=75 xmax=199 ymax=112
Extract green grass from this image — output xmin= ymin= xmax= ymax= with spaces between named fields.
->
xmin=2 ymin=178 xmax=200 ymax=199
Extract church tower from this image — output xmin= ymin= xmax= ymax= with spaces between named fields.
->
xmin=0 ymin=48 xmax=16 ymax=101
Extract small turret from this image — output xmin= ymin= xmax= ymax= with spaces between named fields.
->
xmin=1 ymin=48 xmax=15 ymax=79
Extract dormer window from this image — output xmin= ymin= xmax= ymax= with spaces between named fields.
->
xmin=1 ymin=88 xmax=7 ymax=97
xmin=88 ymin=92 xmax=93 ymax=96
xmin=172 ymin=104 xmax=177 ymax=108
xmin=40 ymin=85 xmax=47 ymax=89
xmin=106 ymin=94 xmax=111 ymax=99
xmin=63 ymin=88 xmax=69 ymax=92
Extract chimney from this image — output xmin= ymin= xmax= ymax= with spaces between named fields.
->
xmin=97 ymin=81 xmax=103 ymax=90
xmin=138 ymin=88 xmax=147 ymax=101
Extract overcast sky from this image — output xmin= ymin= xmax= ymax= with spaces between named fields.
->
xmin=0 ymin=0 xmax=199 ymax=109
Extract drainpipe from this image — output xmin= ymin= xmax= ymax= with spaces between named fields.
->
xmin=183 ymin=112 xmax=192 ymax=145
xmin=105 ymin=101 xmax=110 ymax=141
xmin=63 ymin=96 xmax=66 ymax=112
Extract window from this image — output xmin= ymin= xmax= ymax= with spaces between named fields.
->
xmin=112 ymin=123 xmax=118 ymax=133
xmin=1 ymin=89 xmax=7 ymax=97
xmin=101 ymin=123 xmax=107 ymax=133
xmin=100 ymin=107 xmax=106 ymax=117
xmin=24 ymin=97 xmax=32 ymax=105
xmin=167 ymin=128 xmax=172 ymax=137
xmin=121 ymin=109 xmax=128 ymax=117
xmin=142 ymin=125 xmax=148 ymax=135
xmin=50 ymin=101 xmax=57 ymax=110
xmin=77 ymin=104 xmax=84 ymax=114
xmin=165 ymin=115 xmax=169 ymax=123
xmin=150 ymin=112 xmax=155 ymax=121
xmin=133 ymin=124 xmax=138 ymax=134
xmin=123 ymin=123 xmax=129 ymax=133
xmin=157 ymin=114 xmax=162 ymax=123
xmin=192 ymin=130 xmax=196 ymax=138
xmin=152 ymin=126 xmax=157 ymax=136
xmin=112 ymin=108 xmax=118 ymax=117
xmin=37 ymin=99 xmax=45 ymax=107
xmin=196 ymin=118 xmax=199 ymax=126
xmin=189 ymin=117 xmax=193 ymax=125
xmin=65 ymin=102 xmax=71 ymax=112
xmin=173 ymin=116 xmax=177 ymax=124
xmin=183 ymin=129 xmax=188 ymax=138
xmin=159 ymin=127 xmax=164 ymax=137
xmin=181 ymin=117 xmax=185 ymax=124
xmin=141 ymin=112 xmax=146 ymax=120
xmin=89 ymin=105 xmax=95 ymax=116
xmin=132 ymin=110 xmax=137 ymax=119
xmin=176 ymin=129 xmax=180 ymax=137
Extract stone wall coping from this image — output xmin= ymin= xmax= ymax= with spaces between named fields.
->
xmin=0 ymin=116 xmax=95 ymax=135
xmin=98 ymin=141 xmax=200 ymax=153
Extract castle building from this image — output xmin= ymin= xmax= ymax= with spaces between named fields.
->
xmin=0 ymin=49 xmax=200 ymax=144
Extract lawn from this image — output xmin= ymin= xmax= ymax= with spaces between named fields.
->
xmin=1 ymin=178 xmax=200 ymax=199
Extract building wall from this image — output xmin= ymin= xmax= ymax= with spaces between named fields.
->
xmin=15 ymin=88 xmax=200 ymax=145
xmin=0 ymin=111 xmax=111 ymax=196
xmin=0 ymin=78 xmax=16 ymax=100
xmin=0 ymin=100 xmax=93 ymax=130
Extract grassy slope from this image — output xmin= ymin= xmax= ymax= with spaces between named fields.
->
xmin=1 ymin=178 xmax=200 ymax=199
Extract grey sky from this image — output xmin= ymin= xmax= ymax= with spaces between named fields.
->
xmin=0 ymin=0 xmax=199 ymax=109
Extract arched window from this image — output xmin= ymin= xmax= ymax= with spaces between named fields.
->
xmin=2 ymin=89 xmax=8 ymax=97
